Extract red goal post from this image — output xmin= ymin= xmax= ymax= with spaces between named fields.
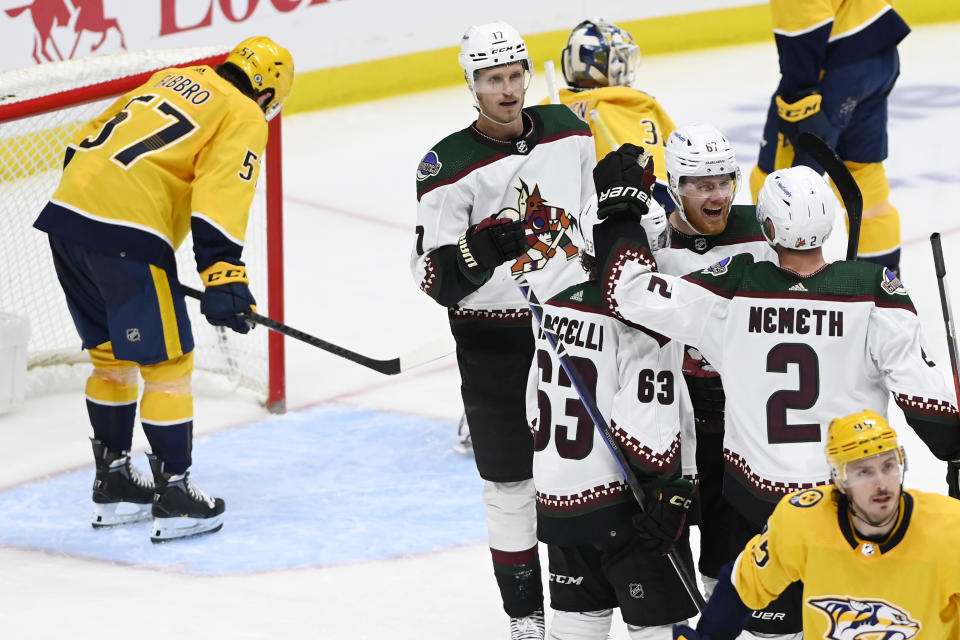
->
xmin=0 ymin=47 xmax=286 ymax=413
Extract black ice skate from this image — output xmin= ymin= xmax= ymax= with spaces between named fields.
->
xmin=147 ymin=453 xmax=225 ymax=543
xmin=90 ymin=438 xmax=155 ymax=528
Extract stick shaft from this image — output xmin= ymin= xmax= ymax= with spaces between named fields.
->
xmin=515 ymin=275 xmax=704 ymax=612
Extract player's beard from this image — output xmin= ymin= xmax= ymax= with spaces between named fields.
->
xmin=849 ymin=487 xmax=900 ymax=530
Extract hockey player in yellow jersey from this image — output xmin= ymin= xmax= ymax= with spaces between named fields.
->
xmin=751 ymin=0 xmax=909 ymax=273
xmin=550 ymin=18 xmax=676 ymax=213
xmin=33 ymin=36 xmax=294 ymax=542
xmin=673 ymin=410 xmax=960 ymax=639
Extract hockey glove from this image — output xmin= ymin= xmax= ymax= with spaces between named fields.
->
xmin=948 ymin=461 xmax=960 ymax=500
xmin=198 ymin=260 xmax=256 ymax=334
xmin=775 ymin=91 xmax=831 ymax=168
xmin=456 ymin=217 xmax=526 ymax=282
xmin=593 ymin=143 xmax=656 ymax=221
xmin=632 ymin=478 xmax=694 ymax=555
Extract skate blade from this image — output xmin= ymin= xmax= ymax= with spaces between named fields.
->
xmin=150 ymin=514 xmax=224 ymax=543
xmin=91 ymin=502 xmax=152 ymax=528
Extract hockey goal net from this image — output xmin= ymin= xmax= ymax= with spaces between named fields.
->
xmin=0 ymin=46 xmax=285 ymax=413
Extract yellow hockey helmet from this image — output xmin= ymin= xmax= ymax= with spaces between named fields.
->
xmin=225 ymin=36 xmax=294 ymax=120
xmin=825 ymin=410 xmax=903 ymax=484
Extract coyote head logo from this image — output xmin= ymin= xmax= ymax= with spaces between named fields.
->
xmin=808 ymin=596 xmax=919 ymax=640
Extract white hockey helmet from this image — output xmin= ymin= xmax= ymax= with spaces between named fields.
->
xmin=665 ymin=124 xmax=741 ymax=229
xmin=756 ymin=165 xmax=838 ymax=251
xmin=459 ymin=21 xmax=532 ymax=107
xmin=561 ymin=18 xmax=640 ymax=89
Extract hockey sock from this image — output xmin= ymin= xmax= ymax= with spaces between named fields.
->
xmin=548 ymin=610 xmax=613 ymax=640
xmin=140 ymin=354 xmax=194 ymax=474
xmin=86 ymin=343 xmax=138 ymax=452
xmin=491 ymin=545 xmax=543 ymax=618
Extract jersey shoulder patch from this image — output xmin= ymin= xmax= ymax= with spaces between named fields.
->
xmin=530 ymin=103 xmax=591 ymax=136
xmin=415 ymin=129 xmax=500 ymax=198
xmin=788 ymin=488 xmax=824 ymax=508
xmin=682 ymin=253 xmax=754 ymax=297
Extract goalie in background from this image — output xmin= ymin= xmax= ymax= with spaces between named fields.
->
xmin=674 ymin=410 xmax=960 ymax=639
xmin=751 ymin=0 xmax=909 ymax=274
xmin=32 ymin=36 xmax=294 ymax=542
xmin=548 ymin=18 xmax=676 ymax=214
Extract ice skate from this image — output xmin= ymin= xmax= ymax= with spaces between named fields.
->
xmin=147 ymin=453 xmax=225 ymax=543
xmin=453 ymin=412 xmax=473 ymax=455
xmin=90 ymin=438 xmax=154 ymax=528
xmin=510 ymin=608 xmax=545 ymax=640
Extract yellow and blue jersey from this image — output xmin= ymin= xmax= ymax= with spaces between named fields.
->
xmin=34 ymin=64 xmax=267 ymax=273
xmin=733 ymin=486 xmax=960 ymax=637
xmin=771 ymin=0 xmax=910 ymax=97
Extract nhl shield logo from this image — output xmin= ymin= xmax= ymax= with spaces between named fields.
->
xmin=694 ymin=237 xmax=708 ymax=251
xmin=629 ymin=583 xmax=644 ymax=599
xmin=125 ymin=328 xmax=141 ymax=342
xmin=808 ymin=596 xmax=919 ymax=639
xmin=515 ymin=139 xmax=529 ymax=154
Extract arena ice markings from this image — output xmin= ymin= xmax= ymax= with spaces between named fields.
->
xmin=0 ymin=405 xmax=485 ymax=575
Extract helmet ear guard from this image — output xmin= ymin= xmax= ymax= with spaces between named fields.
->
xmin=225 ymin=36 xmax=294 ymax=121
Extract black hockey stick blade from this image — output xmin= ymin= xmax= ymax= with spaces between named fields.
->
xmin=181 ymin=285 xmax=454 ymax=375
xmin=797 ymin=132 xmax=863 ymax=261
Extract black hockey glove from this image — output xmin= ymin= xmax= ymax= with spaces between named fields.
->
xmin=685 ymin=374 xmax=725 ymax=424
xmin=593 ymin=143 xmax=656 ymax=221
xmin=948 ymin=461 xmax=960 ymax=500
xmin=776 ymin=90 xmax=831 ymax=169
xmin=457 ymin=217 xmax=526 ymax=280
xmin=632 ymin=478 xmax=694 ymax=555
xmin=199 ymin=260 xmax=257 ymax=334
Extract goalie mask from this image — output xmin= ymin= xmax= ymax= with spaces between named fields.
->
xmin=561 ymin=18 xmax=640 ymax=89
xmin=756 ymin=165 xmax=837 ymax=251
xmin=459 ymin=21 xmax=532 ymax=113
xmin=826 ymin=410 xmax=905 ymax=487
xmin=225 ymin=36 xmax=294 ymax=121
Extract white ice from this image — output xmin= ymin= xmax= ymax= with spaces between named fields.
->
xmin=1 ymin=23 xmax=959 ymax=639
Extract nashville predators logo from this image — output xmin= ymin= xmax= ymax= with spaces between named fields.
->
xmin=808 ymin=596 xmax=920 ymax=639
xmin=498 ymin=179 xmax=578 ymax=274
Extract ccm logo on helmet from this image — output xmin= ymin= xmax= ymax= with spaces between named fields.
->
xmin=598 ymin=186 xmax=649 ymax=204
xmin=669 ymin=495 xmax=692 ymax=509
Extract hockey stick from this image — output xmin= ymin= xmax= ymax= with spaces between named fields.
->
xmin=797 ymin=132 xmax=863 ymax=261
xmin=931 ymin=233 xmax=960 ymax=407
xmin=930 ymin=232 xmax=960 ymax=495
xmin=181 ymin=285 xmax=454 ymax=375
xmin=589 ymin=108 xmax=620 ymax=152
xmin=544 ymin=60 xmax=561 ymax=105
xmin=515 ymin=273 xmax=705 ymax=612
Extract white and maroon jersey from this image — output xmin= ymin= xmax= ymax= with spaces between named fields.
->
xmin=528 ymin=280 xmax=693 ymax=545
xmin=411 ymin=104 xmax=595 ymax=316
xmin=654 ymin=205 xmax=776 ymax=277
xmin=602 ymin=248 xmax=960 ymax=524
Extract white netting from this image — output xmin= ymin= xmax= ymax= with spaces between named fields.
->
xmin=0 ymin=47 xmax=274 ymax=401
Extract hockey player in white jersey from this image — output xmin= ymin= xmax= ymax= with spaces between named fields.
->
xmin=590 ymin=154 xmax=960 ymax=638
xmin=654 ymin=124 xmax=776 ymax=605
xmin=529 ymin=162 xmax=698 ymax=638
xmin=410 ymin=21 xmax=596 ymax=639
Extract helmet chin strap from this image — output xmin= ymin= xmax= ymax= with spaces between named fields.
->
xmin=846 ymin=484 xmax=902 ymax=531
xmin=476 ymin=107 xmax=522 ymax=128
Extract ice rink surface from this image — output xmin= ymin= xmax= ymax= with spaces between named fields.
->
xmin=2 ymin=22 xmax=959 ymax=639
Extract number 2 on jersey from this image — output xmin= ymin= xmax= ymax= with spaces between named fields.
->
xmin=766 ymin=342 xmax=820 ymax=443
